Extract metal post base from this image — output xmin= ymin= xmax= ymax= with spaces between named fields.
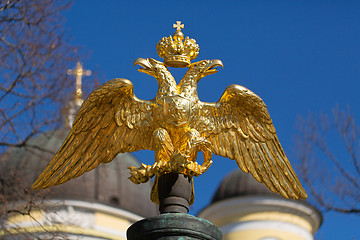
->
xmin=127 ymin=213 xmax=222 ymax=240
xmin=158 ymin=173 xmax=192 ymax=213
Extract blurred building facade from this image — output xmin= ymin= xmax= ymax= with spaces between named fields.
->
xmin=199 ymin=170 xmax=322 ymax=240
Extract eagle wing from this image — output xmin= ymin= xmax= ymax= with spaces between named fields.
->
xmin=32 ymin=78 xmax=154 ymax=189
xmin=194 ymin=84 xmax=307 ymax=199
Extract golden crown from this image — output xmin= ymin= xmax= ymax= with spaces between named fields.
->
xmin=156 ymin=21 xmax=199 ymax=68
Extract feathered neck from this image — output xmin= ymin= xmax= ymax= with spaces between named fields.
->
xmin=178 ymin=67 xmax=201 ymax=101
xmin=155 ymin=67 xmax=178 ymax=99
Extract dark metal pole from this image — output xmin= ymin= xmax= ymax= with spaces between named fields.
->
xmin=127 ymin=173 xmax=222 ymax=240
xmin=158 ymin=173 xmax=192 ymax=214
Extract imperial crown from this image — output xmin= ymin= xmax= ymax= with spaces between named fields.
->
xmin=156 ymin=21 xmax=199 ymax=68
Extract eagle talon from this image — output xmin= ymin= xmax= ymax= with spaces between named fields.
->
xmin=185 ymin=136 xmax=213 ymax=177
xmin=186 ymin=160 xmax=212 ymax=177
xmin=152 ymin=160 xmax=171 ymax=176
xmin=128 ymin=164 xmax=153 ymax=184
xmin=168 ymin=152 xmax=191 ymax=173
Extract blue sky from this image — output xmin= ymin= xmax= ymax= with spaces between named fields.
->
xmin=63 ymin=1 xmax=360 ymax=239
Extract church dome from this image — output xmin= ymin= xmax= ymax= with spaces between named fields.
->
xmin=200 ymin=169 xmax=322 ymax=240
xmin=211 ymin=169 xmax=275 ymax=203
xmin=1 ymin=128 xmax=158 ymax=218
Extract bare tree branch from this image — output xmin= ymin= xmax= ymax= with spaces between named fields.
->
xmin=296 ymin=106 xmax=360 ymax=214
xmin=0 ymin=1 xmax=80 ymax=238
xmin=0 ymin=0 xmax=77 ymax=153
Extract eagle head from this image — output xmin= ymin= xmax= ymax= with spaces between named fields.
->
xmin=134 ymin=58 xmax=168 ymax=78
xmin=188 ymin=59 xmax=223 ymax=81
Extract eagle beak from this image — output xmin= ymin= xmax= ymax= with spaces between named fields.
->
xmin=134 ymin=58 xmax=153 ymax=76
xmin=204 ymin=59 xmax=223 ymax=76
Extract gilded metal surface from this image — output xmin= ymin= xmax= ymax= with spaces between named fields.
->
xmin=156 ymin=21 xmax=199 ymax=68
xmin=163 ymin=95 xmax=191 ymax=126
xmin=173 ymin=21 xmax=184 ymax=31
xmin=33 ymin=22 xmax=307 ymax=204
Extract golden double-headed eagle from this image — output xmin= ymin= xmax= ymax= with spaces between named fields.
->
xmin=33 ymin=22 xmax=307 ymax=203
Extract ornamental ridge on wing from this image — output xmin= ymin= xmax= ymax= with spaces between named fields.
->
xmin=32 ymin=22 xmax=307 ymax=205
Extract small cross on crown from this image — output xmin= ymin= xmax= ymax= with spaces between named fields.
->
xmin=173 ymin=21 xmax=184 ymax=31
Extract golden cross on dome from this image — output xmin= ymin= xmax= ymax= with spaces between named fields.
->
xmin=173 ymin=21 xmax=184 ymax=31
xmin=67 ymin=61 xmax=92 ymax=100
